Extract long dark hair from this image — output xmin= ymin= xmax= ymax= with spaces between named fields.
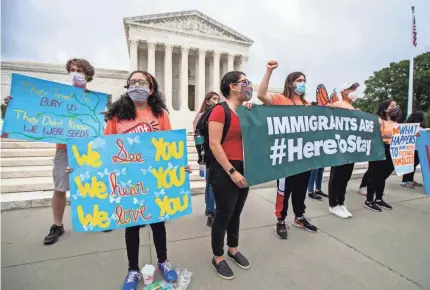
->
xmin=107 ymin=71 xmax=167 ymax=121
xmin=282 ymin=71 xmax=306 ymax=104
xmin=377 ymin=99 xmax=401 ymax=121
xmin=198 ymin=92 xmax=219 ymax=113
xmin=406 ymin=111 xmax=425 ymax=127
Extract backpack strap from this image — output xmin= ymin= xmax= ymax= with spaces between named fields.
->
xmin=220 ymin=102 xmax=231 ymax=144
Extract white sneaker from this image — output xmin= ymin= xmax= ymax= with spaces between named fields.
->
xmin=358 ymin=187 xmax=366 ymax=196
xmin=329 ymin=206 xmax=349 ymax=219
xmin=339 ymin=205 xmax=353 ymax=218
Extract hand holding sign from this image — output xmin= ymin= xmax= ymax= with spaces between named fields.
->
xmin=67 ymin=129 xmax=192 ymax=232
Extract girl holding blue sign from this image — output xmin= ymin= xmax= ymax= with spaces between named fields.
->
xmin=104 ymin=71 xmax=192 ymax=290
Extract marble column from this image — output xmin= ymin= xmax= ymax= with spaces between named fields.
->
xmin=197 ymin=48 xmax=206 ymax=109
xmin=164 ymin=44 xmax=173 ymax=111
xmin=212 ymin=51 xmax=221 ymax=94
xmin=241 ymin=56 xmax=249 ymax=72
xmin=227 ymin=53 xmax=234 ymax=72
xmin=128 ymin=40 xmax=138 ymax=72
xmin=180 ymin=46 xmax=190 ymax=112
xmin=147 ymin=42 xmax=156 ymax=75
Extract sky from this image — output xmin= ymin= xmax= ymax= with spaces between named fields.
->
xmin=1 ymin=0 xmax=430 ymax=102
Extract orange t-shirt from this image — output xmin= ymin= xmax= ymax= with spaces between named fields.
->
xmin=104 ymin=107 xmax=171 ymax=135
xmin=56 ymin=144 xmax=67 ymax=149
xmin=379 ymin=118 xmax=397 ymax=144
xmin=270 ymin=93 xmax=311 ymax=106
xmin=332 ymin=100 xmax=354 ymax=110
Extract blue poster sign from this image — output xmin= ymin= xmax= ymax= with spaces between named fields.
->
xmin=66 ymin=129 xmax=192 ymax=232
xmin=1 ymin=73 xmax=108 ymax=143
xmin=416 ymin=131 xmax=430 ymax=196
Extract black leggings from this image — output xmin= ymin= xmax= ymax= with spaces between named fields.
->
xmin=278 ymin=171 xmax=311 ymax=220
xmin=210 ymin=160 xmax=249 ymax=257
xmin=360 ymin=168 xmax=370 ymax=188
xmin=367 ymin=144 xmax=394 ymax=202
xmin=402 ymin=151 xmax=420 ymax=182
xmin=328 ymin=163 xmax=355 ymax=207
xmin=125 ymin=222 xmax=167 ymax=271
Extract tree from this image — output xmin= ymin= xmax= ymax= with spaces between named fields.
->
xmin=356 ymin=51 xmax=430 ymax=120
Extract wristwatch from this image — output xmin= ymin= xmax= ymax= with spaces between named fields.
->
xmin=228 ymin=167 xmax=236 ymax=175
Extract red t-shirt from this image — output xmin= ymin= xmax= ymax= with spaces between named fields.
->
xmin=208 ymin=105 xmax=243 ymax=161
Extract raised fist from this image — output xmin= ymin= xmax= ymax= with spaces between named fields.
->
xmin=267 ymin=61 xmax=278 ymax=71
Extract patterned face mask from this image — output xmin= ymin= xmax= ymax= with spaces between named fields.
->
xmin=241 ymin=85 xmax=253 ymax=101
xmin=389 ymin=106 xmax=400 ymax=117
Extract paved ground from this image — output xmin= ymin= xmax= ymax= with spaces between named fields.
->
xmin=1 ymin=175 xmax=429 ymax=290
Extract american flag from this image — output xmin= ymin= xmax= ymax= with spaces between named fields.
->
xmin=412 ymin=7 xmax=417 ymax=47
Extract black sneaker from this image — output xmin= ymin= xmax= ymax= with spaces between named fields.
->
xmin=44 ymin=224 xmax=65 ymax=245
xmin=375 ymin=199 xmax=392 ymax=210
xmin=293 ymin=216 xmax=318 ymax=233
xmin=274 ymin=220 xmax=289 ymax=239
xmin=308 ymin=192 xmax=322 ymax=201
xmin=212 ymin=258 xmax=234 ymax=280
xmin=206 ymin=213 xmax=214 ymax=227
xmin=228 ymin=251 xmax=250 ymax=270
xmin=315 ymin=190 xmax=328 ymax=198
xmin=363 ymin=201 xmax=382 ymax=212
xmin=102 ymin=230 xmax=112 ymax=232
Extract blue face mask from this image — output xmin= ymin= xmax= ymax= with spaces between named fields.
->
xmin=294 ymin=82 xmax=306 ymax=95
xmin=127 ymin=86 xmax=150 ymax=104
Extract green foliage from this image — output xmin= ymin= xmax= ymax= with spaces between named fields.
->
xmin=356 ymin=51 xmax=430 ymax=120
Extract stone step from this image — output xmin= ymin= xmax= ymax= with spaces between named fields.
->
xmin=1 ymin=141 xmax=55 ymax=149
xmin=1 ymin=157 xmax=54 ymax=167
xmin=1 ymin=169 xmax=376 ymax=211
xmin=1 ymin=148 xmax=57 ymax=158
xmin=1 ymin=166 xmax=53 ymax=178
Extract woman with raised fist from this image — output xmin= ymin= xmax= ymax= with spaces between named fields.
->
xmin=258 ymin=61 xmax=318 ymax=240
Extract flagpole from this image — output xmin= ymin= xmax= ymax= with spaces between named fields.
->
xmin=407 ymin=6 xmax=415 ymax=116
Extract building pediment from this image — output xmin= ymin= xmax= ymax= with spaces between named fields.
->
xmin=124 ymin=10 xmax=253 ymax=45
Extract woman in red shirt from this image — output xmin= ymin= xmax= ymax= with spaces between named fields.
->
xmin=257 ymin=61 xmax=318 ymax=240
xmin=209 ymin=71 xmax=253 ymax=280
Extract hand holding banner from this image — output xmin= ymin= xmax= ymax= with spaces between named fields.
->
xmin=237 ymin=106 xmax=386 ymax=186
xmin=1 ymin=74 xmax=108 ymax=143
xmin=66 ymin=129 xmax=192 ymax=232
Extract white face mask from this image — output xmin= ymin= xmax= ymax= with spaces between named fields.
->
xmin=347 ymin=91 xmax=359 ymax=102
xmin=71 ymin=72 xmax=87 ymax=87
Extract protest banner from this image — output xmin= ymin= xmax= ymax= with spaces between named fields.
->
xmin=390 ymin=123 xmax=420 ymax=176
xmin=1 ymin=74 xmax=108 ymax=143
xmin=416 ymin=130 xmax=430 ymax=195
xmin=66 ymin=129 xmax=192 ymax=232
xmin=237 ymin=106 xmax=386 ymax=186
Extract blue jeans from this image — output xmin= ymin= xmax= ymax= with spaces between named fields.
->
xmin=307 ymin=168 xmax=324 ymax=192
xmin=205 ymin=169 xmax=215 ymax=214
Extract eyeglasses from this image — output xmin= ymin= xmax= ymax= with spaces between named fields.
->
xmin=129 ymin=79 xmax=150 ymax=87
xmin=232 ymin=79 xmax=252 ymax=87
